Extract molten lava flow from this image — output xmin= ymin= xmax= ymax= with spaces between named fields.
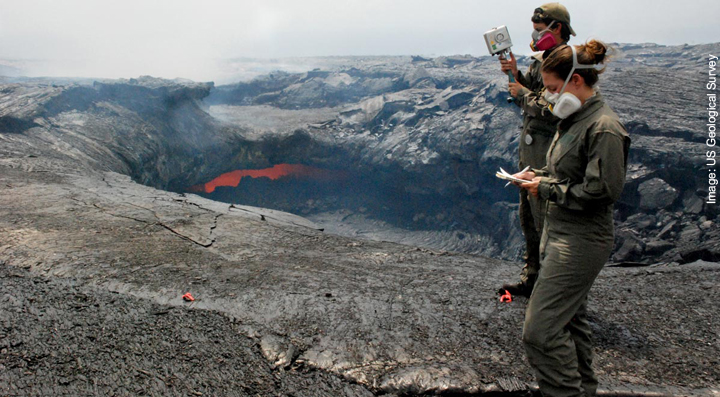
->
xmin=189 ymin=164 xmax=345 ymax=194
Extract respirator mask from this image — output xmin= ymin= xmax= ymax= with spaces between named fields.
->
xmin=543 ymin=45 xmax=604 ymax=119
xmin=530 ymin=21 xmax=557 ymax=52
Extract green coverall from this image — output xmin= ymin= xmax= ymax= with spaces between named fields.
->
xmin=524 ymin=93 xmax=631 ymax=397
xmin=515 ymin=52 xmax=561 ymax=287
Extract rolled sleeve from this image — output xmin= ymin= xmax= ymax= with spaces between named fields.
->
xmin=516 ymin=86 xmax=530 ymax=100
xmin=538 ymin=177 xmax=555 ymax=201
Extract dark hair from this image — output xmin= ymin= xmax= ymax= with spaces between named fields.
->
xmin=541 ymin=40 xmax=610 ymax=87
xmin=531 ymin=14 xmax=572 ymax=42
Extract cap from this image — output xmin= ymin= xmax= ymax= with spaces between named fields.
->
xmin=534 ymin=3 xmax=576 ymax=37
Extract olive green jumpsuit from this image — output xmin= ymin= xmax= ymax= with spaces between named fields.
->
xmin=515 ymin=52 xmax=561 ymax=287
xmin=523 ymin=93 xmax=631 ymax=397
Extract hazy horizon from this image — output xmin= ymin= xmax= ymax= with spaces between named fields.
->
xmin=1 ymin=0 xmax=718 ymax=82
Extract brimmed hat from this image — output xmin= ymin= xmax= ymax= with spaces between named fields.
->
xmin=534 ymin=3 xmax=576 ymax=36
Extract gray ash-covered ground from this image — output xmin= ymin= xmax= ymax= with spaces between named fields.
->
xmin=0 ymin=264 xmax=373 ymax=397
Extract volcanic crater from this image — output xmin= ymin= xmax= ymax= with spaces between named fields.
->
xmin=1 ymin=44 xmax=719 ymax=396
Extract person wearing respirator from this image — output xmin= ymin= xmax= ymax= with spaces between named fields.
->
xmin=513 ymin=41 xmax=631 ymax=397
xmin=498 ymin=3 xmax=575 ymax=299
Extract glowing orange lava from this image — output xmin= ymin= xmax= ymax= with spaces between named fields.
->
xmin=188 ymin=164 xmax=345 ymax=194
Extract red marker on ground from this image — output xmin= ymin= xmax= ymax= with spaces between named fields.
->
xmin=499 ymin=289 xmax=512 ymax=303
xmin=182 ymin=292 xmax=195 ymax=302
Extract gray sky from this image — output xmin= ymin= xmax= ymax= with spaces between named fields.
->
xmin=1 ymin=0 xmax=718 ymax=82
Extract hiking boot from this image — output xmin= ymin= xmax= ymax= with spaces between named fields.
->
xmin=498 ymin=281 xmax=533 ymax=298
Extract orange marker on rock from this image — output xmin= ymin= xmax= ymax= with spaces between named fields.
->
xmin=182 ymin=292 xmax=195 ymax=302
xmin=499 ymin=289 xmax=512 ymax=303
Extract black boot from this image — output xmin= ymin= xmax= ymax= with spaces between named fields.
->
xmin=498 ymin=281 xmax=533 ymax=298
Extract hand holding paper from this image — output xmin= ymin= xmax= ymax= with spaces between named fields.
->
xmin=496 ymin=166 xmax=532 ymax=186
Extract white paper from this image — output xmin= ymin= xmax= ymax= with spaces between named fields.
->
xmin=496 ymin=166 xmax=531 ymax=185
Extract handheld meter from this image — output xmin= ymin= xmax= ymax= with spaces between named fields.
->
xmin=484 ymin=25 xmax=516 ymax=102
xmin=484 ymin=26 xmax=513 ymax=56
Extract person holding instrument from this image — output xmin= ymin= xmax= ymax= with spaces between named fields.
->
xmin=514 ymin=40 xmax=631 ymax=397
xmin=498 ymin=3 xmax=576 ymax=298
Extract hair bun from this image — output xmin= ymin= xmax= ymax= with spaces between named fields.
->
xmin=583 ymin=40 xmax=608 ymax=64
